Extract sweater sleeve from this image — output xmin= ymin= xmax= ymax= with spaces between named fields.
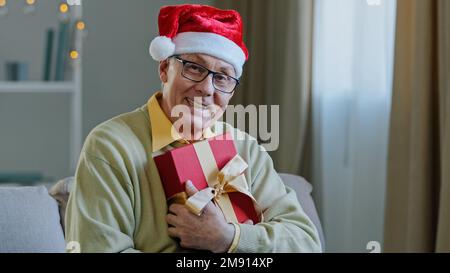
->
xmin=65 ymin=132 xmax=141 ymax=253
xmin=234 ymin=139 xmax=322 ymax=253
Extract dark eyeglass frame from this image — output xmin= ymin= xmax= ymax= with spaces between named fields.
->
xmin=173 ymin=56 xmax=240 ymax=94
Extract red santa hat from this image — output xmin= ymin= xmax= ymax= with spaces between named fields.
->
xmin=149 ymin=4 xmax=248 ymax=78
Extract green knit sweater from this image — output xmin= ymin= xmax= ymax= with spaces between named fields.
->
xmin=65 ymin=103 xmax=321 ymax=253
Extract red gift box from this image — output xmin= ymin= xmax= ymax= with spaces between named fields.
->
xmin=154 ymin=132 xmax=260 ymax=224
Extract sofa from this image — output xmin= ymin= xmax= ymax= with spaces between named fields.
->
xmin=0 ymin=173 xmax=324 ymax=253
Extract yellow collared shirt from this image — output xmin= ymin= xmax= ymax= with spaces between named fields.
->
xmin=147 ymin=92 xmax=216 ymax=153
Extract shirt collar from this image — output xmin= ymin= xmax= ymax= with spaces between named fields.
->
xmin=148 ymin=92 xmax=216 ymax=152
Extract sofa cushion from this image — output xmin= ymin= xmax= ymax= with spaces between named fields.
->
xmin=49 ymin=177 xmax=74 ymax=231
xmin=0 ymin=186 xmax=66 ymax=253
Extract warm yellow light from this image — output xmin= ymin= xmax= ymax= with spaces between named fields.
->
xmin=26 ymin=0 xmax=35 ymax=5
xmin=76 ymin=21 xmax=85 ymax=30
xmin=70 ymin=50 xmax=79 ymax=60
xmin=59 ymin=3 xmax=68 ymax=13
xmin=0 ymin=0 xmax=7 ymax=8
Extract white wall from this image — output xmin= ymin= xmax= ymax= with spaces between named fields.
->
xmin=0 ymin=0 xmax=210 ymax=181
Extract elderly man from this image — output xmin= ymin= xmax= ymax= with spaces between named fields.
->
xmin=65 ymin=4 xmax=321 ymax=253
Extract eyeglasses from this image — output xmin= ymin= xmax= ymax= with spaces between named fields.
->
xmin=173 ymin=56 xmax=240 ymax=94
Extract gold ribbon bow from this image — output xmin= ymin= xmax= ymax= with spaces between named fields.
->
xmin=185 ymin=153 xmax=262 ymax=223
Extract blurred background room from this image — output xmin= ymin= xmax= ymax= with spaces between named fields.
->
xmin=0 ymin=0 xmax=448 ymax=253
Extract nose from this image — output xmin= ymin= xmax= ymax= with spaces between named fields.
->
xmin=195 ymin=73 xmax=215 ymax=97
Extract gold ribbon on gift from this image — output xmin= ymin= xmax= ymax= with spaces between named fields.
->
xmin=167 ymin=191 xmax=189 ymax=206
xmin=184 ymin=140 xmax=263 ymax=223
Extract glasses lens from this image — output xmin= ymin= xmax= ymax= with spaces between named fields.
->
xmin=183 ymin=62 xmax=208 ymax=81
xmin=178 ymin=58 xmax=237 ymax=94
xmin=213 ymin=74 xmax=236 ymax=93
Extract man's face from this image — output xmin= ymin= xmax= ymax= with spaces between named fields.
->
xmin=159 ymin=53 xmax=236 ymax=139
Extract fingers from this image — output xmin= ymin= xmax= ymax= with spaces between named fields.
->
xmin=166 ymin=213 xmax=180 ymax=227
xmin=203 ymin=199 xmax=220 ymax=215
xmin=168 ymin=203 xmax=185 ymax=215
xmin=185 ymin=180 xmax=199 ymax=197
xmin=168 ymin=227 xmax=180 ymax=238
xmin=244 ymin=219 xmax=254 ymax=225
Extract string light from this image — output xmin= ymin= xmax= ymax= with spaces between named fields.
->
xmin=59 ymin=2 xmax=69 ymax=14
xmin=0 ymin=0 xmax=8 ymax=17
xmin=70 ymin=50 xmax=79 ymax=60
xmin=23 ymin=0 xmax=36 ymax=14
xmin=76 ymin=20 xmax=85 ymax=31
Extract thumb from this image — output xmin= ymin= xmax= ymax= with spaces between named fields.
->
xmin=185 ymin=180 xmax=199 ymax=197
xmin=244 ymin=219 xmax=254 ymax=225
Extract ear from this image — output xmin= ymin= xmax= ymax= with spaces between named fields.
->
xmin=159 ymin=59 xmax=170 ymax=83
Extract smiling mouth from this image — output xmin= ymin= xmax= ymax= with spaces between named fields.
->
xmin=185 ymin=97 xmax=208 ymax=109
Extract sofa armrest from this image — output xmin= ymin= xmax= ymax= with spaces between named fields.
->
xmin=279 ymin=173 xmax=325 ymax=251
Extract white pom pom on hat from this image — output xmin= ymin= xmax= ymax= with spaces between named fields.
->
xmin=149 ymin=36 xmax=176 ymax=61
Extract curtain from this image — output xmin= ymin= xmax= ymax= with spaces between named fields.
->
xmin=215 ymin=0 xmax=315 ymax=179
xmin=384 ymin=0 xmax=450 ymax=252
xmin=312 ymin=0 xmax=397 ymax=251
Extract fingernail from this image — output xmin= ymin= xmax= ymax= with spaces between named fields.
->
xmin=186 ymin=180 xmax=194 ymax=189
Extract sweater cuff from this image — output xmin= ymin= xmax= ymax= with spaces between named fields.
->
xmin=227 ymin=223 xmax=241 ymax=253
xmin=234 ymin=223 xmax=260 ymax=253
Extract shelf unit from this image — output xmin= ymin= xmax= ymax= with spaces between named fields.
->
xmin=0 ymin=2 xmax=84 ymax=174
xmin=0 ymin=82 xmax=75 ymax=93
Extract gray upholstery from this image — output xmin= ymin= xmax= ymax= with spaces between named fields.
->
xmin=0 ymin=186 xmax=66 ymax=253
xmin=279 ymin=173 xmax=325 ymax=251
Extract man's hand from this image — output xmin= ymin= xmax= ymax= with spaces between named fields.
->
xmin=166 ymin=180 xmax=235 ymax=253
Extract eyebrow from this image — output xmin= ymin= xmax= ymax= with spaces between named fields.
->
xmin=186 ymin=54 xmax=235 ymax=77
